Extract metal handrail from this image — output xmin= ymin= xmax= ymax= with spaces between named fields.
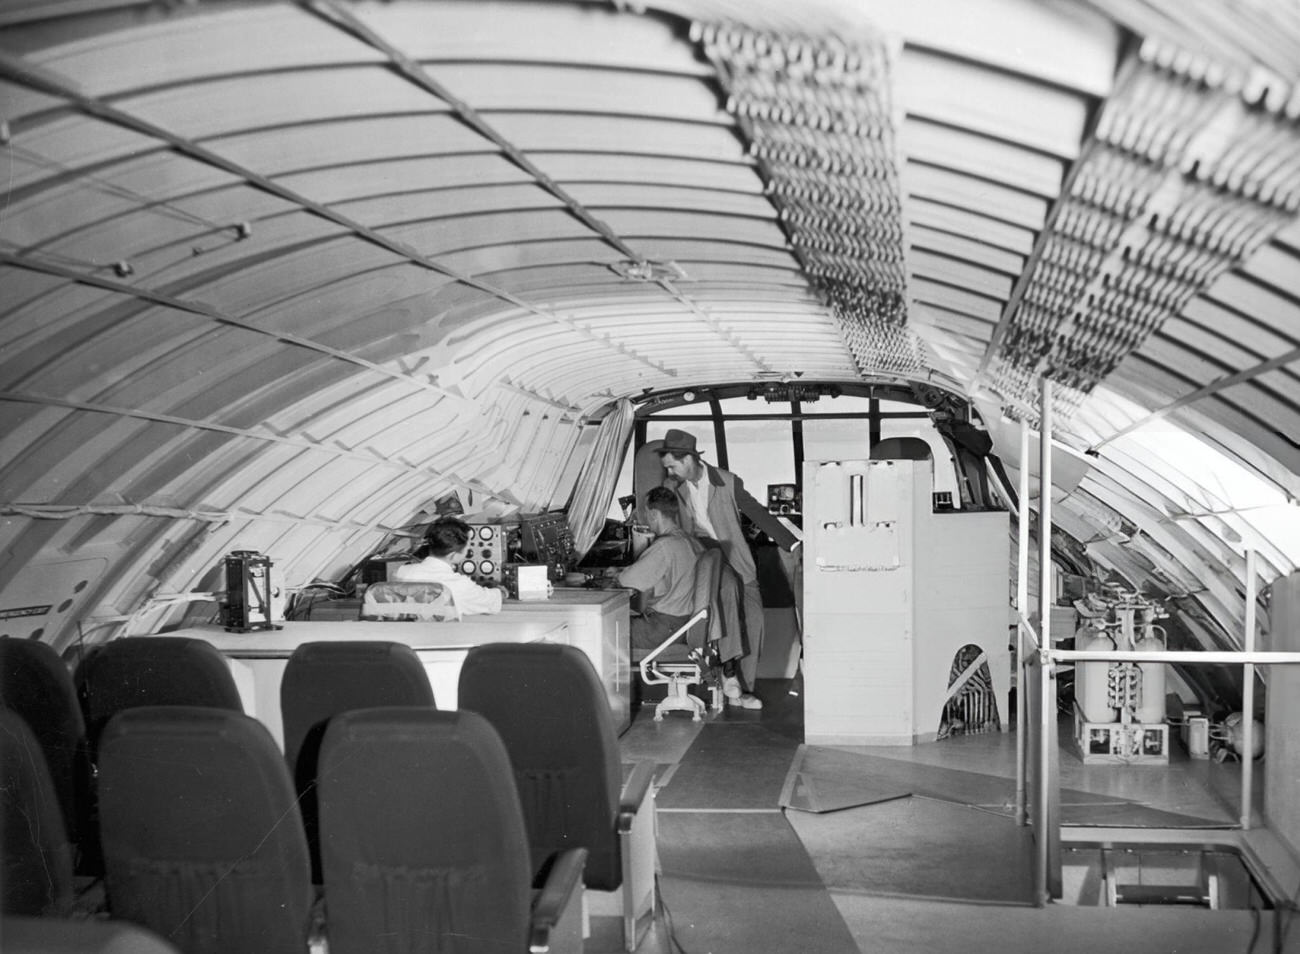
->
xmin=1017 ymin=613 xmax=1041 ymax=653
xmin=1004 ymin=380 xmax=1293 ymax=908
xmin=1022 ymin=574 xmax=1300 ymax=906
xmin=1048 ymin=648 xmax=1300 ymax=665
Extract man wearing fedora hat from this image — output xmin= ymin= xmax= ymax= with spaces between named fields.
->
xmin=657 ymin=428 xmax=801 ymax=709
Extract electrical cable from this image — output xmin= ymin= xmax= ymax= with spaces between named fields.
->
xmin=74 ymin=618 xmax=90 ymax=685
xmin=7 ymin=142 xmax=235 ymax=234
xmin=1273 ymin=874 xmax=1300 ymax=954
xmin=286 ymin=581 xmax=347 ymax=621
xmin=654 ymin=871 xmax=692 ymax=954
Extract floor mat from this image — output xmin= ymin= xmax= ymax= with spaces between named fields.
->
xmin=784 ymin=745 xmax=1231 ymax=828
xmin=656 ymin=722 xmax=801 ymax=810
xmin=790 ymin=745 xmax=1130 ymax=814
xmin=781 ymin=744 xmax=913 ymax=813
xmin=658 ymin=811 xmax=861 ymax=954
xmin=786 ymin=796 xmax=1037 ymax=905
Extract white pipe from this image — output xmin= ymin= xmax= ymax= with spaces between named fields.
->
xmin=1051 ymin=649 xmax=1300 ymax=665
xmin=1016 ymin=415 xmax=1030 ymax=826
xmin=1241 ymin=548 xmax=1257 ymax=830
xmin=1018 ymin=612 xmax=1042 ymax=651
xmin=1037 ymin=377 xmax=1053 ymax=907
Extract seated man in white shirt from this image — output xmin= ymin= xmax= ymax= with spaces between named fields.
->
xmin=615 ymin=487 xmax=704 ymax=652
xmin=391 ymin=518 xmax=505 ymax=616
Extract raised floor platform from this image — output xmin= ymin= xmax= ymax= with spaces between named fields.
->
xmin=596 ymin=678 xmax=1300 ymax=954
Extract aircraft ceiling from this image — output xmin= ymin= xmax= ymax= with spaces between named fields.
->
xmin=2 ymin=0 xmax=1299 ymax=656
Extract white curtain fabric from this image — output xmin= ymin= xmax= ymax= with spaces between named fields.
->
xmin=567 ymin=398 xmax=636 ymax=559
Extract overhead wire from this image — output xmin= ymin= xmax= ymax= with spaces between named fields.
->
xmin=1 ymin=500 xmax=406 ymax=535
xmin=0 ymin=50 xmax=681 ymax=385
xmin=298 ymin=0 xmax=768 ymax=375
xmin=7 ymin=141 xmax=234 ymax=235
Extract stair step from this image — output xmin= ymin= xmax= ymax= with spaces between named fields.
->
xmin=1114 ymin=883 xmax=1210 ymax=906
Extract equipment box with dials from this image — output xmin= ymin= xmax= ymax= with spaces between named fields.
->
xmin=457 ymin=522 xmax=513 ymax=585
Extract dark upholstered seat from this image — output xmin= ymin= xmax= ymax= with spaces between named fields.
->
xmin=0 ymin=639 xmax=89 ymax=852
xmin=74 ymin=637 xmax=243 ymax=754
xmin=870 ymin=436 xmax=934 ymax=461
xmin=459 ymin=642 xmax=658 ymax=951
xmin=1 ymin=710 xmax=75 ymax=917
xmin=317 ymin=707 xmax=585 ymax=954
xmin=280 ymin=639 xmax=436 ymax=772
xmin=96 ymin=706 xmax=314 ymax=954
xmin=2 ymin=915 xmax=182 ymax=954
xmin=73 ymin=636 xmax=245 ymax=881
xmin=279 ymin=639 xmax=435 ymax=882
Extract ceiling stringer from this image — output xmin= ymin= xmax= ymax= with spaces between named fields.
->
xmin=300 ymin=0 xmax=771 ymax=375
xmin=0 ymin=48 xmax=680 ymax=382
xmin=979 ymin=36 xmax=1300 ymax=424
xmin=694 ymin=19 xmax=928 ymax=380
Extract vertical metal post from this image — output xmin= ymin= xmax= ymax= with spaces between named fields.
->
xmin=1037 ymin=377 xmax=1054 ymax=906
xmin=1241 ymin=548 xmax=1257 ymax=830
xmin=1015 ymin=416 xmax=1030 ymax=825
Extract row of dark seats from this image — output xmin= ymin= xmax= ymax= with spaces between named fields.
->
xmin=1 ymin=635 xmax=246 ymax=879
xmin=1 ymin=636 xmax=656 ymax=954
xmin=2 ymin=913 xmax=182 ymax=953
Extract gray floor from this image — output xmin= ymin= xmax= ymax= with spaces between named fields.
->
xmin=591 ymin=681 xmax=1300 ymax=954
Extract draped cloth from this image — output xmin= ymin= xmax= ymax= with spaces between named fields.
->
xmin=361 ymin=581 xmax=458 ymax=621
xmin=567 ymin=398 xmax=635 ymax=560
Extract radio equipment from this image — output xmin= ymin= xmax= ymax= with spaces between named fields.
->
xmin=457 ymin=522 xmax=508 ymax=585
xmin=359 ymin=558 xmax=412 ymax=586
xmin=503 ymin=564 xmax=551 ymax=601
xmin=223 ymin=550 xmax=283 ymax=632
xmin=519 ymin=512 xmax=575 ymax=581
xmin=767 ymin=483 xmax=801 ymax=516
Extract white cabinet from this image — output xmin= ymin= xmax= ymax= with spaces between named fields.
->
xmin=802 ymin=459 xmax=1009 ymax=745
xmin=803 ymin=459 xmax=916 ymax=745
xmin=911 ymin=506 xmax=1010 ymax=743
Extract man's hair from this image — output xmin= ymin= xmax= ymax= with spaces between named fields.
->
xmin=645 ymin=486 xmax=680 ymax=522
xmin=425 ymin=517 xmax=471 ymax=557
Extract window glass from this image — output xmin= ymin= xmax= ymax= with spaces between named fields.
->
xmin=651 ymin=407 xmax=713 ymax=418
xmin=607 ymin=438 xmax=637 ymax=520
xmin=722 ymin=419 xmax=794 ymax=497
xmin=803 ymin=417 xmax=871 ymax=462
xmin=611 ymin=392 xmax=963 ymax=518
xmin=645 ymin=420 xmax=717 ymax=458
xmin=1115 ymin=425 xmax=1300 ymax=570
xmin=878 ymin=399 xmax=920 ymax=414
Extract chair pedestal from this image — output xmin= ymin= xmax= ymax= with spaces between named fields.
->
xmin=653 ymin=664 xmax=705 ymax=721
xmin=638 ymin=549 xmax=724 ymax=726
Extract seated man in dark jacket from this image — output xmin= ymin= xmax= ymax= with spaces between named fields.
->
xmin=615 ymin=487 xmax=704 ymax=652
